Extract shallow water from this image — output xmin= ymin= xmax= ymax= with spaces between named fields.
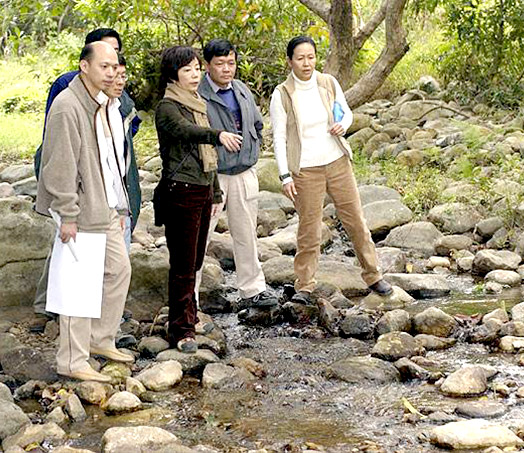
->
xmin=59 ymin=285 xmax=524 ymax=452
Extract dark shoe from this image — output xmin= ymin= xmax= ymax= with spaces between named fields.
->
xmin=239 ymin=291 xmax=279 ymax=310
xmin=368 ymin=279 xmax=393 ymax=296
xmin=291 ymin=291 xmax=312 ymax=305
xmin=195 ymin=320 xmax=214 ymax=335
xmin=177 ymin=337 xmax=198 ymax=354
xmin=29 ymin=314 xmax=52 ymax=333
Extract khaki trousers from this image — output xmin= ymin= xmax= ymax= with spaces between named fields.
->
xmin=195 ymin=167 xmax=266 ymax=299
xmin=56 ymin=210 xmax=131 ymax=374
xmin=293 ymin=156 xmax=381 ymax=292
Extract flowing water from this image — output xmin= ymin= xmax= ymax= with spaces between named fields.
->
xmin=57 ymin=282 xmax=524 ymax=453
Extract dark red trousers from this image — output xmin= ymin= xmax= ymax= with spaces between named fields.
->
xmin=164 ymin=181 xmax=212 ymax=346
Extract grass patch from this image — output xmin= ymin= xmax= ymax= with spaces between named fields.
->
xmin=0 ymin=112 xmax=42 ymax=164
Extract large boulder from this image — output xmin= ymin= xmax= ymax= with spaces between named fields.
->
xmin=430 ymin=420 xmax=522 ymax=450
xmin=136 ymin=360 xmax=183 ymax=391
xmin=2 ymin=422 xmax=65 ymax=451
xmin=428 ymin=203 xmax=481 ymax=234
xmin=325 ymin=356 xmax=400 ymax=383
xmin=362 ymin=200 xmax=413 ymax=236
xmin=0 ymin=347 xmax=57 ymax=383
xmin=383 ymin=222 xmax=443 ymax=256
xmin=156 ymin=349 xmax=219 ymax=375
xmin=128 ymin=246 xmax=169 ymax=320
xmin=384 ymin=274 xmax=450 ymax=298
xmin=0 ymin=400 xmax=30 ymax=440
xmin=440 ymin=365 xmax=495 ymax=397
xmin=413 ymin=307 xmax=457 ymax=337
xmin=101 ymin=426 xmax=180 ymax=453
xmin=434 ymin=235 xmax=473 ymax=256
xmin=0 ymin=164 xmax=34 ymax=184
xmin=0 ymin=198 xmax=54 ymax=307
xmin=472 ymin=250 xmax=521 ymax=275
xmin=358 ymin=185 xmax=401 ymax=206
xmin=256 ymin=158 xmax=281 ymax=194
xmin=371 ymin=332 xmax=424 ymax=362
xmin=257 ymin=191 xmax=295 ymax=215
xmin=201 ymin=363 xmax=255 ymax=390
xmin=376 ymin=309 xmax=411 ymax=335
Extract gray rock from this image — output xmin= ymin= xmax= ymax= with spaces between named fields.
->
xmin=0 ymin=165 xmax=34 ymax=184
xmin=257 ymin=208 xmax=288 ymax=236
xmin=238 ymin=305 xmax=282 ymax=327
xmin=46 ymin=406 xmax=68 ymax=425
xmin=417 ymin=75 xmax=440 ymax=93
xmin=348 ymin=127 xmax=375 ymax=151
xmin=0 ymin=401 xmax=29 ymax=440
xmin=138 ymin=336 xmax=170 ymax=358
xmin=339 ymin=312 xmax=374 ymax=339
xmin=257 ymin=240 xmax=282 ymax=262
xmin=483 ymin=308 xmax=509 ymax=324
xmin=0 ymin=382 xmax=13 ymax=402
xmin=128 ymin=246 xmax=169 ymax=320
xmin=14 ymin=380 xmax=46 ymax=399
xmin=498 ymin=336 xmax=524 ymax=353
xmin=142 ymin=156 xmax=162 ymax=172
xmin=469 ymin=320 xmax=502 ymax=343
xmin=65 ymin=394 xmax=87 ymax=422
xmin=326 ymin=356 xmax=401 ymax=383
xmin=0 ymin=182 xmax=15 ymax=198
xmin=455 ymin=401 xmax=506 ymax=419
xmin=75 ymin=381 xmax=108 ymax=405
xmin=256 ymin=158 xmax=281 ymax=193
xmin=376 ymin=247 xmax=406 ymax=273
xmin=485 ymin=270 xmax=521 ymax=286
xmin=363 ymin=200 xmax=413 ymax=236
xmin=261 ymin=255 xmax=294 ymax=286
xmin=486 ymin=227 xmax=510 ymax=249
xmin=396 ymin=149 xmax=425 ymax=167
xmin=0 ymin=333 xmax=22 ymax=353
xmin=102 ymin=391 xmax=142 ymax=414
xmin=201 ymin=363 xmax=255 ymax=389
xmin=0 ymin=347 xmax=57 ymax=382
xmin=511 ymin=302 xmax=524 ymax=323
xmin=413 ymin=307 xmax=457 ymax=337
xmin=318 ymin=298 xmax=342 ymax=336
xmin=385 ymin=274 xmax=450 ymax=298
xmin=125 ymin=377 xmax=147 ymax=397
xmin=2 ymin=422 xmax=65 ymax=451
xmin=358 ymin=185 xmax=401 ymax=206
xmin=376 ymin=309 xmax=411 ymax=335
xmin=207 ymin=231 xmax=234 ymax=261
xmin=435 ymin=235 xmax=473 ymax=255
xmin=282 ymin=301 xmax=319 ymax=325
xmin=347 ymin=113 xmax=373 ymax=134
xmin=371 ymin=331 xmax=424 ymax=361
xmin=414 ymin=334 xmax=456 ymax=350
xmin=101 ymin=426 xmax=179 ymax=453
xmin=156 ymin=349 xmax=219 ymax=374
xmin=440 ymin=365 xmax=493 ymax=397
xmin=429 ymin=419 xmax=522 ymax=450
xmin=0 ymin=198 xmax=54 ymax=308
xmin=383 ymin=222 xmax=443 ymax=256
xmin=257 ymin=191 xmax=295 ymax=214
xmin=362 ymin=132 xmax=391 ymax=157
xmin=199 ymin=256 xmax=225 ymax=290
xmin=136 ymin=360 xmax=183 ymax=391
xmin=12 ymin=176 xmax=37 ymax=197
xmin=360 ymin=286 xmax=414 ymax=311
xmin=500 ymin=321 xmax=524 ymax=337
xmin=100 ymin=361 xmax=132 ymax=383
xmin=428 ymin=203 xmax=481 ymax=233
xmin=472 ymin=250 xmax=521 ymax=275
xmin=426 ymin=256 xmax=451 ymax=269
xmin=394 ymin=357 xmax=440 ymax=381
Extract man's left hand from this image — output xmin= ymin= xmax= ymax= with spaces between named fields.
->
xmin=211 ymin=203 xmax=224 ymax=217
xmin=120 ymin=216 xmax=126 ymax=231
xmin=329 ymin=123 xmax=345 ymax=136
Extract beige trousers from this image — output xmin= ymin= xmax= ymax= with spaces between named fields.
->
xmin=195 ymin=167 xmax=266 ymax=299
xmin=293 ymin=156 xmax=381 ymax=292
xmin=56 ymin=210 xmax=131 ymax=374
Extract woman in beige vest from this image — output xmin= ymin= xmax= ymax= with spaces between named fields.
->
xmin=270 ymin=36 xmax=392 ymax=304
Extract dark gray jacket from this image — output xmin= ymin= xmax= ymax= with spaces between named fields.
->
xmin=198 ymin=76 xmax=263 ymax=175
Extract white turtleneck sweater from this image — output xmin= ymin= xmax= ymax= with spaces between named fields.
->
xmin=270 ymin=70 xmax=353 ymax=183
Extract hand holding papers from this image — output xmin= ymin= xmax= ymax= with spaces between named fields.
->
xmin=48 ymin=209 xmax=79 ymax=261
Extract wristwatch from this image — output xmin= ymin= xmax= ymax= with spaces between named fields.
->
xmin=279 ymin=173 xmax=291 ymax=181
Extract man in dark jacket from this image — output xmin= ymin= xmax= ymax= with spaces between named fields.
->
xmin=195 ymin=39 xmax=278 ymax=308
xmin=31 ymin=29 xmax=141 ymax=332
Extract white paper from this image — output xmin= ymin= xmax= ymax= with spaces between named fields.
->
xmin=46 ymin=232 xmax=107 ymax=318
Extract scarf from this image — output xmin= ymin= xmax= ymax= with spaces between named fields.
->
xmin=164 ymin=82 xmax=217 ymax=172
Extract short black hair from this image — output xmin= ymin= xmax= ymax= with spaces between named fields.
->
xmin=159 ymin=46 xmax=201 ymax=93
xmin=286 ymin=36 xmax=316 ymax=59
xmin=79 ymin=43 xmax=95 ymax=62
xmin=203 ymin=39 xmax=237 ymax=63
xmin=118 ymin=54 xmax=126 ymax=66
xmin=85 ymin=28 xmax=122 ymax=51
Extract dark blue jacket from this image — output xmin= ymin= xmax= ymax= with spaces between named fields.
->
xmin=34 ymin=70 xmax=142 ymax=230
xmin=198 ymin=77 xmax=263 ymax=175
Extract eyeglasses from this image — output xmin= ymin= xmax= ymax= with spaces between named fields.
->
xmin=116 ymin=74 xmax=128 ymax=81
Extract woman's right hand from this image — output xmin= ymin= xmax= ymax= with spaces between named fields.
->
xmin=219 ymin=131 xmax=242 ymax=152
xmin=283 ymin=180 xmax=298 ymax=202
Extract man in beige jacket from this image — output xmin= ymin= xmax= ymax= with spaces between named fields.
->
xmin=36 ymin=41 xmax=133 ymax=382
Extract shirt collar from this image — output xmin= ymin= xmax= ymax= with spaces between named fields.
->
xmin=95 ymin=90 xmax=109 ymax=106
xmin=206 ymin=73 xmax=233 ymax=93
xmin=291 ymin=70 xmax=317 ymax=89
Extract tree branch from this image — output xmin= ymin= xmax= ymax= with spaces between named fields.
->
xmin=344 ymin=0 xmax=409 ymax=107
xmin=354 ymin=0 xmax=387 ymax=49
xmin=297 ymin=0 xmax=330 ymax=23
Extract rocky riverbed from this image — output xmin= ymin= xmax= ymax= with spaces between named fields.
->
xmin=2 ymin=77 xmax=524 ymax=452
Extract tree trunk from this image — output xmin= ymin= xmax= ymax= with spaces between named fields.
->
xmin=299 ymin=0 xmax=409 ymax=107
